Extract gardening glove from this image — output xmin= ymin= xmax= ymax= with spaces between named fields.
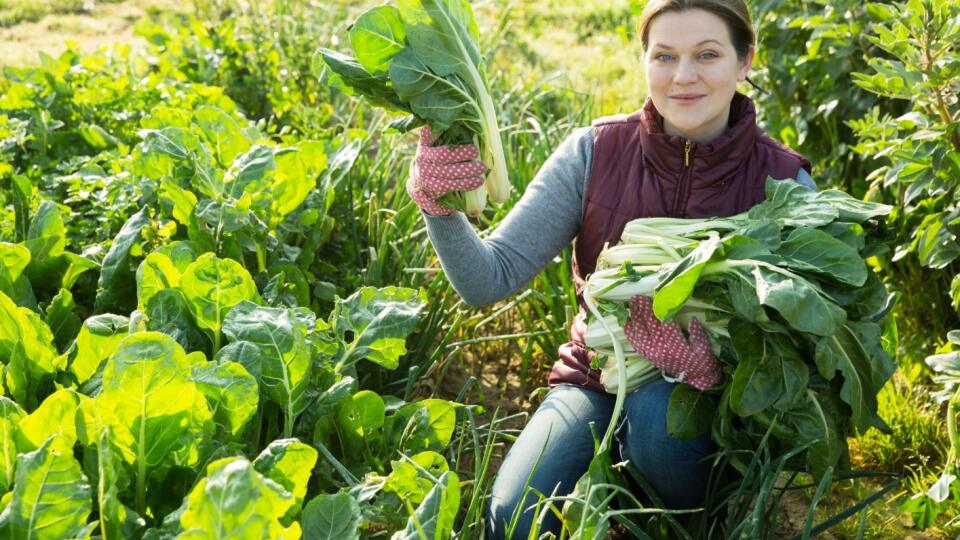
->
xmin=623 ymin=295 xmax=722 ymax=391
xmin=406 ymin=125 xmax=487 ymax=216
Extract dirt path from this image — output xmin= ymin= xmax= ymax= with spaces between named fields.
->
xmin=0 ymin=0 xmax=181 ymax=67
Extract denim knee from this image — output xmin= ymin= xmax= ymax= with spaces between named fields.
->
xmin=485 ymin=385 xmax=614 ymax=540
xmin=615 ymin=379 xmax=715 ymax=509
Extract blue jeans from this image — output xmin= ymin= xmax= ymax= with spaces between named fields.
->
xmin=485 ymin=380 xmax=715 ymax=539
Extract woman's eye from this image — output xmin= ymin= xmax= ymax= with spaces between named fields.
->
xmin=655 ymin=54 xmax=673 ymax=62
xmin=700 ymin=52 xmax=718 ymax=60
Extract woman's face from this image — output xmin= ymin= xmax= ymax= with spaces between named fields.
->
xmin=644 ymin=9 xmax=754 ymax=143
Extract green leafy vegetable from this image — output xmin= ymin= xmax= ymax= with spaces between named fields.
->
xmin=317 ymin=0 xmax=510 ymax=216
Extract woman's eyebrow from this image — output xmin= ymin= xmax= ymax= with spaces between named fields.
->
xmin=651 ymin=39 xmax=724 ymax=50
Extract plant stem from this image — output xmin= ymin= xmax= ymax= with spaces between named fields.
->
xmin=136 ymin=456 xmax=146 ymax=516
xmin=255 ymin=244 xmax=267 ymax=274
xmin=284 ymin=405 xmax=293 ymax=439
xmin=949 ymin=388 xmax=960 ymax=473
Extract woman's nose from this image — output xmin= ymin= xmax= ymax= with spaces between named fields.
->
xmin=674 ymin=58 xmax=699 ymax=84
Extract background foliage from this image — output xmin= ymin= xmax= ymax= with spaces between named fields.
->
xmin=0 ymin=0 xmax=959 ymax=537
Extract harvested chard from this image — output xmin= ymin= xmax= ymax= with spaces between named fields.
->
xmin=582 ymin=178 xmax=898 ymax=479
xmin=315 ymin=0 xmax=510 ymax=217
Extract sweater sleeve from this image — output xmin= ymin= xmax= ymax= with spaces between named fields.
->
xmin=422 ymin=127 xmax=594 ymax=306
xmin=795 ymin=167 xmax=817 ymax=190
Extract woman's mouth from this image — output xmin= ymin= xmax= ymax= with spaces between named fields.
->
xmin=670 ymin=94 xmax=705 ymax=104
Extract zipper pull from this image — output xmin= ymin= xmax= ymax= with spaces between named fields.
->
xmin=684 ymin=140 xmax=692 ymax=167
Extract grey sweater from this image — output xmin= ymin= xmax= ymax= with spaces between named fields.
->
xmin=423 ymin=127 xmax=817 ymax=307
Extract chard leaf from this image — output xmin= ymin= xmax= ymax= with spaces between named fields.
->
xmin=192 ymin=106 xmax=250 ymax=167
xmin=816 ymin=325 xmax=880 ymax=434
xmin=16 ymin=388 xmax=85 ymax=453
xmin=177 ymin=457 xmax=299 ymax=539
xmin=43 ymin=288 xmax=82 ymax=352
xmin=391 ymin=470 xmax=460 ymax=540
xmin=194 ymin=199 xmax=254 ymax=234
xmin=70 ymin=313 xmax=129 ymax=386
xmin=820 ymin=271 xmax=889 ymax=320
xmin=729 ymin=321 xmax=807 ymax=416
xmin=180 ymin=253 xmax=258 ymax=342
xmin=397 ymin=0 xmax=481 ymax=78
xmin=159 ymin=179 xmax=199 ymax=226
xmin=95 ymin=206 xmax=151 ymax=314
xmin=815 ymin=189 xmax=892 ymax=222
xmin=253 ymin=439 xmax=318 ymax=519
xmin=0 ymin=242 xmax=37 ymax=306
xmin=23 ymin=200 xmax=67 ymax=286
xmin=301 ymin=492 xmax=361 ymax=540
xmin=224 ymin=144 xmax=275 ymax=200
xmin=333 ymin=286 xmax=425 ymax=369
xmin=189 ymin=360 xmax=259 ymax=437
xmin=97 ymin=428 xmax=146 ymax=540
xmin=96 ymin=332 xmax=212 ymax=505
xmin=846 ymin=321 xmax=897 ymax=397
xmin=155 ymin=241 xmax=201 ymax=274
xmin=137 ymin=251 xmax=181 ymax=311
xmin=336 ymin=390 xmax=386 ymax=457
xmin=146 ymin=289 xmax=210 ymax=354
xmin=666 ymin=384 xmax=713 ymax=439
xmin=0 ymin=242 xmax=31 ymax=289
xmin=384 ymin=451 xmax=449 ymax=504
xmin=60 ymin=252 xmax=99 ymax=292
xmin=0 ymin=436 xmax=92 ymax=540
xmin=819 ymin=221 xmax=865 ymax=253
xmin=389 ymin=48 xmax=474 ymax=133
xmin=10 ymin=175 xmax=30 ymax=244
xmin=387 ymin=399 xmax=456 ymax=454
xmin=726 ymin=269 xmax=769 ymax=323
xmin=738 ymin=221 xmax=782 ymax=251
xmin=0 ymin=291 xmax=59 ymax=407
xmin=0 ymin=397 xmax=25 ymax=492
xmin=221 ymin=302 xmax=314 ymax=431
xmin=653 ymin=233 xmax=720 ymax=320
xmin=777 ymin=228 xmax=867 ymax=286
xmin=780 ymin=392 xmax=843 ymax=480
xmin=269 ymin=141 xmax=327 ymax=223
xmin=314 ymin=49 xmax=411 ymax=112
xmin=350 ymin=5 xmax=407 ymax=75
xmin=750 ymin=178 xmax=837 ymax=227
xmin=751 ymin=264 xmax=846 ymax=336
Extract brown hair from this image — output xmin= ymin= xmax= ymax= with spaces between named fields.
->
xmin=637 ymin=0 xmax=766 ymax=93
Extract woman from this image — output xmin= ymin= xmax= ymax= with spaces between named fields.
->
xmin=407 ymin=0 xmax=816 ymax=537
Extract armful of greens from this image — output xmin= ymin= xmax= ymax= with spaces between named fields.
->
xmin=314 ymin=0 xmax=509 ymax=217
xmin=582 ymin=177 xmax=898 ymax=479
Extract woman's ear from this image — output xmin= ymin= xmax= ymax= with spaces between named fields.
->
xmin=738 ymin=45 xmax=756 ymax=80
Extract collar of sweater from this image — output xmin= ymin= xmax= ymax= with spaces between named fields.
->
xmin=638 ymin=92 xmax=759 ymax=188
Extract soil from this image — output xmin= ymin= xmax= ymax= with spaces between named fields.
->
xmin=0 ymin=0 xmax=181 ymax=67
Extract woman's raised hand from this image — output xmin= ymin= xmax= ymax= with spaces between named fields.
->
xmin=406 ymin=126 xmax=487 ymax=216
xmin=623 ymin=295 xmax=723 ymax=391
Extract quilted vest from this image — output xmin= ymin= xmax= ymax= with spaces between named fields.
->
xmin=549 ymin=92 xmax=811 ymax=390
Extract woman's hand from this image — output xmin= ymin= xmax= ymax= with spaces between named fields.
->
xmin=623 ymin=295 xmax=722 ymax=390
xmin=406 ymin=126 xmax=487 ymax=216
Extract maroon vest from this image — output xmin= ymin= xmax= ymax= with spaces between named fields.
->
xmin=549 ymin=93 xmax=811 ymax=390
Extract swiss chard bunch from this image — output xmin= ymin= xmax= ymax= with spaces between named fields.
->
xmin=582 ymin=178 xmax=898 ymax=482
xmin=315 ymin=0 xmax=510 ymax=217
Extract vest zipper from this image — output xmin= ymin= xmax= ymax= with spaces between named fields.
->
xmin=672 ymin=140 xmax=694 ymax=216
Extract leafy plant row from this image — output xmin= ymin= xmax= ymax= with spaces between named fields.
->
xmin=0 ymin=32 xmax=470 ymax=538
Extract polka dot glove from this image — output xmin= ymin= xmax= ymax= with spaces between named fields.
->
xmin=406 ymin=125 xmax=487 ymax=216
xmin=623 ymin=295 xmax=722 ymax=391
